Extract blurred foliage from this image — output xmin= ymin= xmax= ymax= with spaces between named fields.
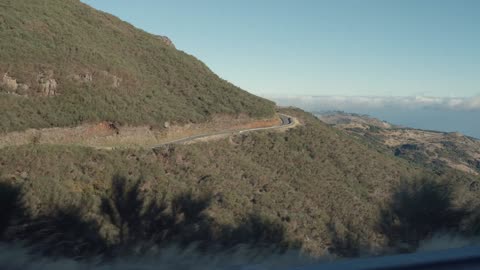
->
xmin=378 ymin=177 xmax=471 ymax=252
xmin=0 ymin=175 xmax=296 ymax=260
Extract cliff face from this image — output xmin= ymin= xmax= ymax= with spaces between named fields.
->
xmin=156 ymin=35 xmax=175 ymax=48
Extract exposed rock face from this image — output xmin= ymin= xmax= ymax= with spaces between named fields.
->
xmin=1 ymin=73 xmax=18 ymax=91
xmin=99 ymin=71 xmax=122 ymax=88
xmin=38 ymin=73 xmax=58 ymax=96
xmin=1 ymin=73 xmax=30 ymax=95
xmin=111 ymin=75 xmax=122 ymax=88
xmin=1 ymin=72 xmax=59 ymax=96
xmin=72 ymin=71 xmax=122 ymax=88
xmin=39 ymin=79 xmax=57 ymax=96
xmin=17 ymin=83 xmax=29 ymax=92
xmin=448 ymin=132 xmax=463 ymax=138
xmin=72 ymin=73 xmax=93 ymax=83
xmin=77 ymin=73 xmax=93 ymax=83
xmin=156 ymin=35 xmax=175 ymax=48
xmin=83 ymin=73 xmax=93 ymax=82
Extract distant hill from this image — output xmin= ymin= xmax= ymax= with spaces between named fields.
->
xmin=317 ymin=111 xmax=480 ymax=176
xmin=0 ymin=0 xmax=275 ymax=132
xmin=318 ymin=111 xmax=397 ymax=129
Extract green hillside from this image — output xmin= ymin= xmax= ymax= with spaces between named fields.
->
xmin=0 ymin=0 xmax=478 ymax=262
xmin=0 ymin=0 xmax=275 ymax=132
xmin=0 ymin=109 xmax=450 ymax=257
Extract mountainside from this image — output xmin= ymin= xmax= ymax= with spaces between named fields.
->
xmin=0 ymin=0 xmax=275 ymax=132
xmin=318 ymin=111 xmax=480 ymax=176
xmin=318 ymin=111 xmax=396 ymax=130
xmin=1 ymin=0 xmax=479 ymax=264
xmin=0 ymin=109 xmax=431 ymax=257
xmin=1 ymin=112 xmax=479 ymax=260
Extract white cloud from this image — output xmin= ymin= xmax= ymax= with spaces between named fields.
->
xmin=272 ymin=95 xmax=480 ymax=112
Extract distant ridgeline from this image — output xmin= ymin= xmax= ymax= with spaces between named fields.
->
xmin=317 ymin=111 xmax=480 ymax=176
xmin=0 ymin=0 xmax=275 ymax=132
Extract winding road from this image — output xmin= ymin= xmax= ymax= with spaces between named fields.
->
xmin=153 ymin=113 xmax=296 ymax=147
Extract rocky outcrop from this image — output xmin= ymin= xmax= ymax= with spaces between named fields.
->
xmin=38 ymin=73 xmax=58 ymax=96
xmin=112 ymin=75 xmax=122 ymax=88
xmin=71 ymin=71 xmax=122 ymax=88
xmin=1 ymin=73 xmax=30 ymax=95
xmin=156 ymin=35 xmax=175 ymax=48
xmin=39 ymin=78 xmax=57 ymax=96
xmin=2 ymin=72 xmax=58 ymax=97
xmin=448 ymin=132 xmax=463 ymax=138
xmin=72 ymin=73 xmax=93 ymax=83
xmin=99 ymin=71 xmax=122 ymax=88
xmin=1 ymin=73 xmax=18 ymax=90
xmin=17 ymin=84 xmax=29 ymax=92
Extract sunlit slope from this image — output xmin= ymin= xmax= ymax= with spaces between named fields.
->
xmin=0 ymin=0 xmax=275 ymax=132
xmin=0 ymin=109 xmax=432 ymax=256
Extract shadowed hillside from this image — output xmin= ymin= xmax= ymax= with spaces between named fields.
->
xmin=0 ymin=109 xmax=442 ymax=256
xmin=0 ymin=175 xmax=297 ymax=260
xmin=0 ymin=0 xmax=275 ymax=132
xmin=378 ymin=177 xmax=471 ymax=253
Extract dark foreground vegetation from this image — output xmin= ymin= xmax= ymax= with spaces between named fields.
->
xmin=1 ymin=174 xmax=479 ymax=266
xmin=379 ymin=178 xmax=471 ymax=251
xmin=0 ymin=176 xmax=298 ymax=260
xmin=322 ymin=177 xmax=480 ymax=257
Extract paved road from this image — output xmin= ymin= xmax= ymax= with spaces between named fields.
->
xmin=153 ymin=113 xmax=295 ymax=148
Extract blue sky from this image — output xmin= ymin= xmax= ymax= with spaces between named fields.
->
xmin=82 ymin=0 xmax=479 ymax=98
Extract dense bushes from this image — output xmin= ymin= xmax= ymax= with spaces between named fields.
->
xmin=0 ymin=109 xmax=478 ymax=258
xmin=378 ymin=177 xmax=472 ymax=252
xmin=3 ymin=174 xmax=477 ymax=260
xmin=0 ymin=0 xmax=275 ymax=132
xmin=0 ymin=175 xmax=296 ymax=260
xmin=0 ymin=109 xmax=423 ymax=256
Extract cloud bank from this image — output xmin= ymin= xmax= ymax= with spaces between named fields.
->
xmin=272 ymin=96 xmax=480 ymax=112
